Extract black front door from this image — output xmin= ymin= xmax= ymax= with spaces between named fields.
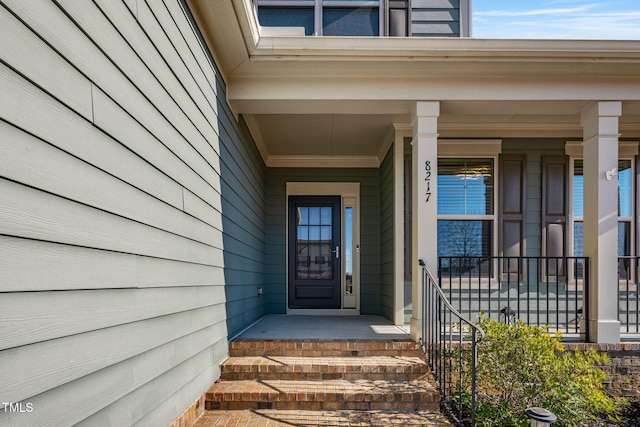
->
xmin=288 ymin=196 xmax=341 ymax=309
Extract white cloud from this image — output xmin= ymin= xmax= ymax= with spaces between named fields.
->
xmin=473 ymin=3 xmax=640 ymax=39
xmin=475 ymin=5 xmax=599 ymax=17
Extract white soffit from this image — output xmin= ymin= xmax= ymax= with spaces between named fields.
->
xmin=188 ymin=0 xmax=640 ymax=165
xmin=249 ymin=113 xmax=404 ymax=167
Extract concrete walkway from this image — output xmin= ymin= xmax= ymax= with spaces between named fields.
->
xmin=193 ymin=409 xmax=453 ymax=426
xmin=235 ymin=315 xmax=410 ymax=340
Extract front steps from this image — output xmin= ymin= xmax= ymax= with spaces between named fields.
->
xmin=193 ymin=339 xmax=450 ymax=426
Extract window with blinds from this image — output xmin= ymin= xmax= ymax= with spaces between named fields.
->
xmin=437 ymin=158 xmax=495 ymax=259
xmin=572 ymin=159 xmax=633 ymax=258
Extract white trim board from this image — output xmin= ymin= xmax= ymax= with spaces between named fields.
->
xmin=286 ymin=182 xmax=361 ymax=314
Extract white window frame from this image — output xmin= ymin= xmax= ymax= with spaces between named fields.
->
xmin=437 ymin=140 xmax=502 ymax=286
xmin=566 ymin=141 xmax=638 ymax=285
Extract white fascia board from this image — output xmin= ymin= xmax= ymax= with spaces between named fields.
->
xmin=253 ymin=36 xmax=640 ymax=61
xmin=233 ymin=0 xmax=261 ymax=47
xmin=232 ymin=0 xmax=640 ymax=62
xmin=228 ymin=77 xmax=640 ymax=104
xmin=198 ymin=1 xmax=640 ymax=80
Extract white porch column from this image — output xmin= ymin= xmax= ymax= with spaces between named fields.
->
xmin=393 ymin=124 xmax=411 ymax=326
xmin=581 ymin=101 xmax=622 ymax=344
xmin=410 ymin=102 xmax=440 ymax=341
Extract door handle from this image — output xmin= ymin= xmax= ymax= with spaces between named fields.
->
xmin=332 ymin=245 xmax=340 ymax=259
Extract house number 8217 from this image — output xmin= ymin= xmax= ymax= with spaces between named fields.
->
xmin=424 ymin=161 xmax=432 ymax=203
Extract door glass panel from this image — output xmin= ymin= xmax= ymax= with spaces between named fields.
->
xmin=345 ymin=207 xmax=353 ymax=294
xmin=296 ymin=205 xmax=334 ymax=280
xmin=321 ymin=207 xmax=332 ymax=224
xmin=309 ymin=207 xmax=320 ymax=225
xmin=299 ymin=207 xmax=309 ymax=225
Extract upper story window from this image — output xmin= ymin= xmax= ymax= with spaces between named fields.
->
xmin=256 ymin=1 xmax=382 ymax=36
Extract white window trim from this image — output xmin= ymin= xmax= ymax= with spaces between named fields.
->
xmin=436 ymin=152 xmax=500 ymax=286
xmin=566 ymin=140 xmax=639 ymax=286
xmin=256 ymin=0 xmax=384 ymax=36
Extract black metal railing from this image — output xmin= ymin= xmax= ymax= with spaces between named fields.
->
xmin=419 ymin=259 xmax=484 ymax=427
xmin=438 ymin=256 xmax=590 ymax=340
xmin=619 ymin=256 xmax=640 ymax=334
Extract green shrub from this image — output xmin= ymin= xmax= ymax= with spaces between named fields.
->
xmin=458 ymin=316 xmax=626 ymax=427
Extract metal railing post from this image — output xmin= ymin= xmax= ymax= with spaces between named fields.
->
xmin=419 ymin=259 xmax=484 ymax=427
xmin=438 ymin=255 xmax=590 ymax=338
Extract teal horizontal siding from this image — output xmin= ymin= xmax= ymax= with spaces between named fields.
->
xmin=266 ymin=168 xmax=382 ymax=315
xmin=380 ymin=150 xmax=395 ymax=322
xmin=0 ymin=0 xmax=267 ymax=425
xmin=502 ymin=139 xmax=567 ymax=257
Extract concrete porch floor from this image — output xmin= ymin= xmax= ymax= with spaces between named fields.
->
xmin=234 ymin=314 xmax=411 ymax=340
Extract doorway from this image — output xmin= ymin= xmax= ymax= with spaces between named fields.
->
xmin=286 ymin=182 xmax=360 ymax=313
xmin=288 ymin=196 xmax=341 ymax=309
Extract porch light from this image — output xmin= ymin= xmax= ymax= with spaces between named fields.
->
xmin=525 ymin=407 xmax=557 ymax=427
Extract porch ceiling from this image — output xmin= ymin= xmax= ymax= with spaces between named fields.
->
xmin=188 ymin=0 xmax=640 ymax=167
xmin=244 ymin=100 xmax=640 ymax=167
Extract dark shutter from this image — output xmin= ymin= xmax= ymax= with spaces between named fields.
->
xmin=500 ymin=154 xmax=526 ymax=280
xmin=541 ymin=155 xmax=569 ymax=279
xmin=389 ymin=1 xmax=408 ymax=36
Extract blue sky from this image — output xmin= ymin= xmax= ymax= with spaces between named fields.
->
xmin=473 ymin=1 xmax=640 ymax=39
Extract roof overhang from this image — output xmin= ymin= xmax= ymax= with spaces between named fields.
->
xmin=187 ymin=0 xmax=640 ymax=167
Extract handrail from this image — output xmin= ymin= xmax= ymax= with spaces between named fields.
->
xmin=419 ymin=259 xmax=484 ymax=427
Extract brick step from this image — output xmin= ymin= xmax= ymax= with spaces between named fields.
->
xmin=229 ymin=339 xmax=422 ymax=357
xmin=193 ymin=409 xmax=453 ymax=426
xmin=205 ymin=379 xmax=440 ymax=411
xmin=220 ymin=355 xmax=430 ymax=381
